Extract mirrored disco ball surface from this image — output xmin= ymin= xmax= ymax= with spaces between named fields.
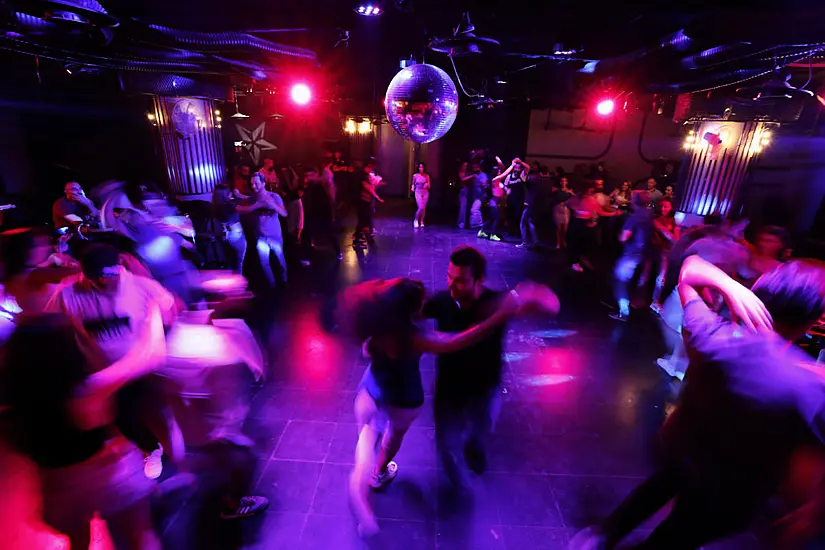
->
xmin=385 ymin=64 xmax=459 ymax=144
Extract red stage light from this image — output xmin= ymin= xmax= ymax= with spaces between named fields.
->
xmin=596 ymin=99 xmax=615 ymax=116
xmin=291 ymin=83 xmax=311 ymax=105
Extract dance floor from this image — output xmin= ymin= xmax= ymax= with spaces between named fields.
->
xmin=159 ymin=206 xmax=762 ymax=549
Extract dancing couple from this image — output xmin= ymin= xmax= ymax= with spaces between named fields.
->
xmin=336 ymin=245 xmax=560 ymax=537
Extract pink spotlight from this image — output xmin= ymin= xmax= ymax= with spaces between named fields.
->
xmin=291 ymin=83 xmax=311 ymax=106
xmin=596 ymin=99 xmax=615 ymax=116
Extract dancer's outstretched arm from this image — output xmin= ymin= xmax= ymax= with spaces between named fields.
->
xmin=415 ymin=283 xmax=559 ymax=354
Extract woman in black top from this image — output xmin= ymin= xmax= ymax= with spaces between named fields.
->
xmin=1 ymin=306 xmax=166 ymax=549
xmin=337 ymin=277 xmax=559 ymax=537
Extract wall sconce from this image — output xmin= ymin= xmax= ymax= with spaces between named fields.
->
xmin=682 ymin=128 xmax=696 ymax=150
xmin=344 ymin=118 xmax=373 ymax=136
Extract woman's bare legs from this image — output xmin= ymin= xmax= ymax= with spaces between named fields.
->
xmin=350 ymin=389 xmax=381 ymax=537
xmin=374 ymin=406 xmax=420 ymax=476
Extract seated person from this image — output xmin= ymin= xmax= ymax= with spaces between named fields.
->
xmin=52 ymin=181 xmax=99 ymax=229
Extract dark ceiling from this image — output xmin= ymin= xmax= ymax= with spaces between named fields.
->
xmin=3 ymin=0 xmax=825 ymax=112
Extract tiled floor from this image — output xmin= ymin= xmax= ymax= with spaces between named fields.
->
xmin=160 ymin=206 xmax=763 ymax=549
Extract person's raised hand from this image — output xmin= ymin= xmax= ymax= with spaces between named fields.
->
xmin=723 ymin=282 xmax=773 ymax=333
xmin=513 ymin=281 xmax=560 ymax=316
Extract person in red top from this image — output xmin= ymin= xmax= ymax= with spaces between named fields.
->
xmin=651 ymin=199 xmax=680 ymax=308
xmin=567 ymin=184 xmax=620 ymax=272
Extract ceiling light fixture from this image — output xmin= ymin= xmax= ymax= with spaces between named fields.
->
xmin=355 ymin=4 xmax=382 ymax=16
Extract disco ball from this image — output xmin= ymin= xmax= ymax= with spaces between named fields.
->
xmin=385 ymin=64 xmax=459 ymax=144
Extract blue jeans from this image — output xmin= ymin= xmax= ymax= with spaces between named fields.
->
xmin=435 ymin=387 xmax=502 ymax=490
xmin=457 ymin=188 xmax=468 ymax=228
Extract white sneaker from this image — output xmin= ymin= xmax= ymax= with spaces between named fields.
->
xmin=370 ymin=461 xmax=398 ymax=489
xmin=657 ymin=358 xmax=685 ymax=380
xmin=413 ymin=220 xmax=419 ymax=228
xmin=572 ymin=263 xmax=584 ymax=273
xmin=144 ymin=446 xmax=163 ymax=480
xmin=420 ymin=223 xmax=425 ymax=228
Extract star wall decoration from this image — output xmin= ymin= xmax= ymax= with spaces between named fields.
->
xmin=236 ymin=122 xmax=277 ymax=165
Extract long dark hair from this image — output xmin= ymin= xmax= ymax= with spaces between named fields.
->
xmin=337 ymin=278 xmax=425 ymax=344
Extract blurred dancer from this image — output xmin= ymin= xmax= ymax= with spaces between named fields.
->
xmin=423 ymin=246 xmax=559 ymax=492
xmin=301 ymin=166 xmax=342 ymax=263
xmin=45 ymin=244 xmax=181 ymax=476
xmin=212 ymin=181 xmax=247 ymax=274
xmin=610 ymin=191 xmax=655 ymax=322
xmin=478 ymin=157 xmax=509 ymax=241
xmin=338 ymin=277 xmax=559 ymax=537
xmin=2 ymin=305 xmax=167 ymax=549
xmin=567 ymin=184 xmax=620 ymax=272
xmin=353 ymin=161 xmax=384 ymax=249
xmin=411 ymin=162 xmax=431 ymax=229
xmin=571 ymin=256 xmax=825 ymax=550
xmin=161 ymin=312 xmax=269 ymax=521
xmin=237 ymin=173 xmax=288 ymax=288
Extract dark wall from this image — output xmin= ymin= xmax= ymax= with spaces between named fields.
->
xmin=0 ymin=58 xmax=164 ymax=225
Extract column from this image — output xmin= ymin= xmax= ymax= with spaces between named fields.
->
xmin=152 ymin=96 xmax=225 ymax=198
xmin=679 ymin=120 xmax=770 ymax=217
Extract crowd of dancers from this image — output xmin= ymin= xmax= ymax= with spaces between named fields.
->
xmin=1 ymin=146 xmax=825 ymax=550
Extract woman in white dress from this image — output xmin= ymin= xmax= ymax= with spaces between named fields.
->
xmin=411 ymin=163 xmax=430 ymax=228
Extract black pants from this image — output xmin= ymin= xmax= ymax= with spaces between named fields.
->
xmin=188 ymin=442 xmax=257 ymax=510
xmin=602 ymin=465 xmax=761 ymax=549
xmin=354 ymin=201 xmax=373 ymax=241
xmin=302 ymin=216 xmax=341 ymax=258
xmin=568 ymin=218 xmax=597 ymax=265
xmin=483 ymin=198 xmax=501 ymax=236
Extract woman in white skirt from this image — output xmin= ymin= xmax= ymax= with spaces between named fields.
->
xmin=411 ymin=163 xmax=430 ymax=228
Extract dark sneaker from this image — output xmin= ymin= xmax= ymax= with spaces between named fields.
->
xmin=463 ymin=438 xmax=488 ymax=475
xmin=220 ymin=496 xmax=269 ymax=519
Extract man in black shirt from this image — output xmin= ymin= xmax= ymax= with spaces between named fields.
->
xmin=422 ymin=246 xmax=506 ymax=491
xmin=301 ymin=166 xmax=342 ymax=263
xmin=211 ymin=182 xmax=246 ymax=273
xmin=610 ymin=191 xmax=655 ymax=322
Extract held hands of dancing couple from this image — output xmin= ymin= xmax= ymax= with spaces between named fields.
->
xmin=678 ymin=255 xmax=773 ymax=334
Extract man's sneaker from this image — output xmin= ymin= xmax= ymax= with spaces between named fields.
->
xmin=477 ymin=230 xmax=489 ymax=239
xmin=220 ymin=496 xmax=269 ymax=519
xmin=490 ymin=234 xmax=501 ymax=242
xmin=515 ymin=242 xmax=527 ymax=249
xmin=413 ymin=220 xmax=419 ymax=228
xmin=370 ymin=461 xmax=398 ymax=489
xmin=144 ymin=446 xmax=163 ymax=480
xmin=463 ymin=438 xmax=488 ymax=475
xmin=420 ymin=223 xmax=425 ymax=228
xmin=608 ymin=311 xmax=628 ymax=322
xmin=571 ymin=263 xmax=584 ymax=273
